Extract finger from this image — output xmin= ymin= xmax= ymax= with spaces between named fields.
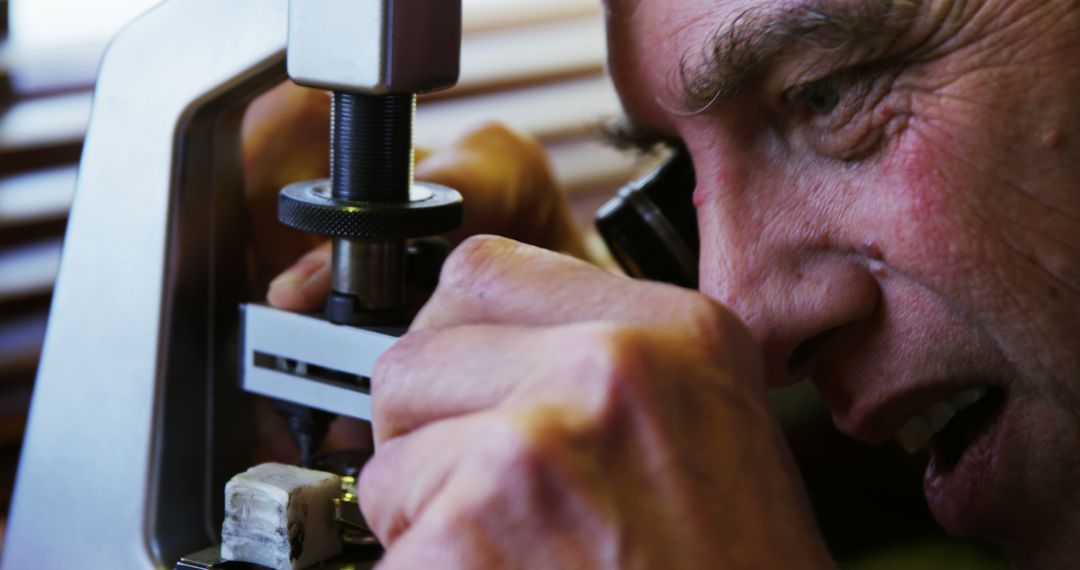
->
xmin=373 ymin=324 xmax=589 ymax=443
xmin=263 ymin=122 xmax=580 ymax=309
xmin=413 ymin=235 xmax=724 ymax=334
xmin=414 ymin=146 xmax=431 ymax=164
xmin=372 ymin=324 xmax=553 ymax=442
xmin=361 ymin=407 xmax=590 ymax=548
xmin=242 ymin=83 xmax=330 ymax=195
xmin=358 ymin=413 xmax=487 ymax=545
xmin=370 ymin=320 xmax=693 ymax=445
xmin=266 ymin=241 xmax=332 ymax=311
xmin=243 ymin=83 xmax=330 ymax=283
xmin=363 ymin=407 xmax=603 ymax=569
xmin=415 ymin=122 xmax=587 ymax=257
xmin=374 ymin=519 xmax=467 ymax=570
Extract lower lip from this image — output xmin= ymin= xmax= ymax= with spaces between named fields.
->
xmin=922 ymin=398 xmax=1010 ymax=535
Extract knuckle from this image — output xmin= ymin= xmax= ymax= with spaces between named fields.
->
xmin=459 ymin=121 xmax=541 ymax=157
xmin=431 ymin=493 xmax=480 ymax=530
xmin=674 ymin=289 xmax=754 ymax=359
xmin=559 ymin=324 xmax=653 ymax=413
xmin=356 ymin=460 xmax=382 ymax=516
xmin=439 ymin=235 xmax=523 ymax=292
xmin=489 ymin=413 xmax=556 ymax=468
xmin=356 ymin=455 xmax=397 ymax=540
xmin=372 ymin=331 xmax=416 ymax=381
xmin=474 ymin=413 xmax=567 ymax=481
xmin=666 ymin=291 xmax=767 ymax=393
xmin=686 ymin=293 xmax=736 ymax=346
xmin=370 ymin=343 xmax=403 ymax=396
xmin=370 ymin=330 xmax=436 ymax=431
xmin=458 ymin=120 xmax=516 ymax=145
xmin=420 ymin=497 xmax=483 ymax=553
xmin=706 ymin=308 xmax=761 ymax=375
xmin=458 ymin=414 xmax=570 ymax=512
xmin=455 ymin=122 xmax=555 ymax=201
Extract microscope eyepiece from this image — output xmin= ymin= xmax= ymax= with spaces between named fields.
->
xmin=596 ymin=149 xmax=699 ymax=288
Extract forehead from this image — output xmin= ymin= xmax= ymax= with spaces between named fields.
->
xmin=603 ymin=0 xmax=957 ymax=134
xmin=602 ymin=0 xmax=761 ymax=132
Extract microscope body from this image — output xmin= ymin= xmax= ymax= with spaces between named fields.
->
xmin=3 ymin=1 xmax=459 ymax=567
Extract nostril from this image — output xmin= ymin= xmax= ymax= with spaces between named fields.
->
xmin=786 ymin=327 xmax=842 ymax=380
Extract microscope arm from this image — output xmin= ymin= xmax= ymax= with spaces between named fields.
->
xmin=4 ymin=1 xmax=290 ymax=567
xmin=5 ymin=0 xmax=462 ymax=567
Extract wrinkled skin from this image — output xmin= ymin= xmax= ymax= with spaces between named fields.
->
xmin=608 ymin=0 xmax=1080 ymax=566
xmin=360 ymin=237 xmax=830 ymax=568
xmin=254 ymin=0 xmax=1080 ymax=568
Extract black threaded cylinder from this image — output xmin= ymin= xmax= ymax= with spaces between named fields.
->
xmin=331 ymin=92 xmax=415 ymax=203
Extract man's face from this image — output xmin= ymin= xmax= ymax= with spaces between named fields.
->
xmin=605 ymin=0 xmax=1080 ymax=564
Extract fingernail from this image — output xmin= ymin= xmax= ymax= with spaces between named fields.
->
xmin=268 ymin=270 xmax=303 ymax=292
xmin=266 ymin=274 xmax=300 ymax=309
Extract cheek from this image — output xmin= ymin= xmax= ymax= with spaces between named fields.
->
xmin=867 ymin=112 xmax=1064 ymax=344
xmin=873 ymin=132 xmax=994 ymax=289
xmin=883 ymin=144 xmax=966 ymax=247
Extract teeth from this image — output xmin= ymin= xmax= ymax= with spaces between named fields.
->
xmin=951 ymin=386 xmax=987 ymax=409
xmin=923 ymin=401 xmax=957 ymax=432
xmin=893 ymin=386 xmax=989 ymax=454
xmin=895 ymin=416 xmax=935 ymax=454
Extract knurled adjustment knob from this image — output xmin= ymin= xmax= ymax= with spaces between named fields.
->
xmin=278 ymin=179 xmax=463 ymax=241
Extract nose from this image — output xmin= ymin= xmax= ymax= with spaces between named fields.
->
xmin=696 ymin=192 xmax=882 ymax=388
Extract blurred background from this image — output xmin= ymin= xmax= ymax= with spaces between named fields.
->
xmin=0 ymin=1 xmax=1005 ymax=567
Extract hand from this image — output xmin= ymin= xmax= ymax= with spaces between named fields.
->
xmin=243 ymin=82 xmax=331 ymax=291
xmin=358 ymin=236 xmax=833 ymax=569
xmin=244 ymin=83 xmax=588 ymax=460
xmin=247 ymin=83 xmax=588 ymax=312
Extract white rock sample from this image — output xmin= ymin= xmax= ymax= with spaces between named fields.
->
xmin=221 ymin=463 xmax=343 ymax=570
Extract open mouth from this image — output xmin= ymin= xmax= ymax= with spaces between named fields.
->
xmin=926 ymin=387 xmax=1005 ymax=474
xmin=905 ymin=386 xmax=1009 ymax=533
xmin=893 ymin=385 xmax=1006 ymax=470
xmin=885 ymin=384 xmax=1010 ymax=532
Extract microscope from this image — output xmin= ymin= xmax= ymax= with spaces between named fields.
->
xmin=3 ymin=0 xmax=461 ymax=568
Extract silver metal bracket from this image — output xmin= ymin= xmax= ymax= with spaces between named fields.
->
xmin=241 ymin=304 xmax=400 ymax=420
xmin=287 ymin=0 xmax=461 ymax=93
xmin=5 ymin=0 xmax=460 ymax=566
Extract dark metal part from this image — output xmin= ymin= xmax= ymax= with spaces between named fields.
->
xmin=334 ymin=496 xmax=380 ymax=547
xmin=277 ymin=90 xmax=463 ymax=326
xmin=596 ymin=149 xmax=699 ymax=288
xmin=274 ymin=400 xmax=337 ymax=464
xmin=332 ymin=93 xmax=414 ymax=203
xmin=325 ymin=462 xmax=380 ymax=547
xmin=406 ymin=236 xmax=452 ymax=291
xmin=278 ymin=181 xmax=462 ymax=240
xmin=174 ymin=546 xmax=247 ymax=569
xmin=332 ymin=241 xmax=405 ymax=308
xmin=325 ymin=92 xmax=416 ymax=324
xmin=305 ymin=448 xmax=371 ymax=478
xmin=175 ymin=545 xmax=380 ymax=570
xmin=324 ymin=292 xmax=408 ymax=326
xmin=0 ymin=0 xmax=8 ymax=41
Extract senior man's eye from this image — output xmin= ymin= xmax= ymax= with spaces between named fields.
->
xmin=782 ymin=68 xmax=902 ymax=161
xmin=786 ymin=80 xmax=841 ymax=117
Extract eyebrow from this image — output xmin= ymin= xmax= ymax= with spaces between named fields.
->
xmin=680 ymin=0 xmax=924 ymax=110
